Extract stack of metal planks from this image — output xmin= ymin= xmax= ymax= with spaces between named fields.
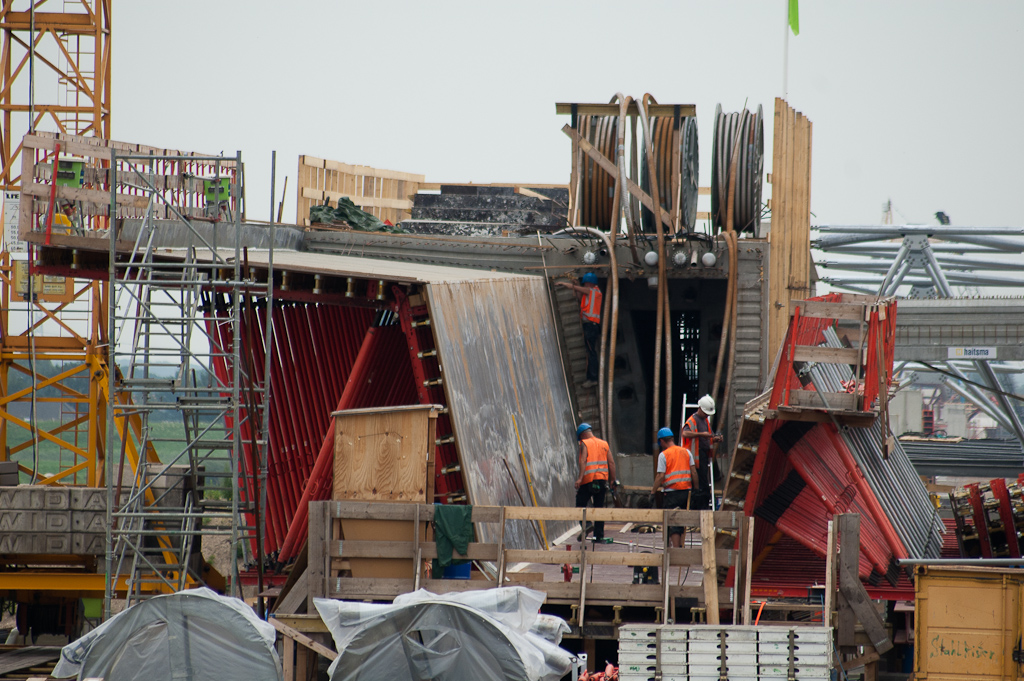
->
xmin=618 ymin=624 xmax=832 ymax=681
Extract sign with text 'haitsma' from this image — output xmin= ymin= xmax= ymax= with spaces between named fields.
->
xmin=947 ymin=347 xmax=997 ymax=360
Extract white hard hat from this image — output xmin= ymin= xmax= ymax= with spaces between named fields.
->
xmin=698 ymin=395 xmax=716 ymax=415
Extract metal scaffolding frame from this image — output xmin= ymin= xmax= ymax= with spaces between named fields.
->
xmin=815 ymin=224 xmax=1024 ymax=449
xmin=102 ymin=149 xmax=272 ymax=616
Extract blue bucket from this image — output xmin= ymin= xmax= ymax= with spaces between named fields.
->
xmin=442 ymin=563 xmax=471 ymax=580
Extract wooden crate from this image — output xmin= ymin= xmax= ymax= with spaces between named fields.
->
xmin=330 ymin=405 xmax=439 ymax=580
xmin=297 ymin=155 xmax=424 ymax=227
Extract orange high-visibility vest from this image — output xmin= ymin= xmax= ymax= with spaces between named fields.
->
xmin=662 ymin=445 xmax=693 ymax=491
xmin=580 ymin=437 xmax=610 ymax=484
xmin=580 ymin=287 xmax=602 ymax=324
xmin=682 ymin=413 xmax=708 ymax=464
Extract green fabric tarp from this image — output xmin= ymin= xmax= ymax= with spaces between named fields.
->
xmin=308 ymin=197 xmax=406 ymax=233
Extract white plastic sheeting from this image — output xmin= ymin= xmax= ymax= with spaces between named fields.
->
xmin=54 ymin=588 xmax=280 ymax=681
xmin=314 ymin=587 xmax=572 ymax=681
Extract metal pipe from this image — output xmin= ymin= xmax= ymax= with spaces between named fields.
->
xmin=637 ymin=95 xmax=667 ymax=431
xmin=938 ymin=373 xmax=1014 ymax=432
xmin=898 ymin=558 xmax=1024 ymax=566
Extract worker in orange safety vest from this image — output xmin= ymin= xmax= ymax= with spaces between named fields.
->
xmin=557 ymin=272 xmax=602 ymax=386
xmin=652 ymin=427 xmax=697 ymax=548
xmin=680 ymin=395 xmax=722 ymax=511
xmin=574 ymin=422 xmax=617 ymax=541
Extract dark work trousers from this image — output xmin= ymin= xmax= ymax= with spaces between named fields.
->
xmin=663 ymin=489 xmax=691 ymax=536
xmin=582 ymin=321 xmax=600 ymax=382
xmin=690 ymin=487 xmax=712 ymax=511
xmin=576 ymin=480 xmax=608 ymax=539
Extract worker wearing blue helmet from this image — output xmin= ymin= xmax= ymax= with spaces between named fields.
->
xmin=574 ymin=422 xmax=617 ymax=541
xmin=652 ymin=427 xmax=697 ymax=548
xmin=557 ymin=272 xmax=602 ymax=387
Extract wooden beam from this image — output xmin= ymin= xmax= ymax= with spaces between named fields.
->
xmin=701 ymin=511 xmax=720 ymax=624
xmin=790 ymin=299 xmax=869 ymax=321
xmin=792 ymin=345 xmax=861 ymax=365
xmin=787 ymin=389 xmax=858 ymax=411
xmin=561 ymin=124 xmax=674 ymax=230
xmin=269 ymin=618 xmax=338 ymax=661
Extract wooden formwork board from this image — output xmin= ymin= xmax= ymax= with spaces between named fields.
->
xmin=297 ymin=155 xmax=424 ymax=227
xmin=18 ymin=131 xmax=239 ymax=242
xmin=767 ymin=98 xmax=814 ymax=361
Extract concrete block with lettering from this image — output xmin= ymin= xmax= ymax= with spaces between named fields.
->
xmin=0 ymin=486 xmax=70 ymax=510
xmin=72 ymin=534 xmax=107 ymax=555
xmin=72 ymin=511 xmax=107 ymax=534
xmin=0 ymin=509 xmax=71 ymax=532
xmin=0 ymin=533 xmax=70 ymax=553
xmin=71 ymin=488 xmax=107 ymax=511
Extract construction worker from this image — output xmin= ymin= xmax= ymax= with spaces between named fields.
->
xmin=652 ymin=427 xmax=697 ymax=548
xmin=557 ymin=273 xmax=602 ymax=387
xmin=574 ymin=423 xmax=617 ymax=541
xmin=681 ymin=395 xmax=723 ymax=511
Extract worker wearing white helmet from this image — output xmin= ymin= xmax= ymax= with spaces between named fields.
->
xmin=681 ymin=395 xmax=723 ymax=510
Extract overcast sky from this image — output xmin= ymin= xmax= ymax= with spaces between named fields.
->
xmin=114 ymin=1 xmax=1023 ymax=228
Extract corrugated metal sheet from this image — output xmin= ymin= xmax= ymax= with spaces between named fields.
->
xmin=427 ymin=277 xmax=578 ymax=550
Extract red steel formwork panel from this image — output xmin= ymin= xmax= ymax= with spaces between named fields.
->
xmin=743 ymin=293 xmax=918 ymax=591
xmin=276 ymin=320 xmax=420 ymax=562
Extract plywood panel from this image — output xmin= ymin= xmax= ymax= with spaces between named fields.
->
xmin=331 ymin=405 xmax=437 ymax=580
xmin=332 ymin=405 xmax=435 ymax=502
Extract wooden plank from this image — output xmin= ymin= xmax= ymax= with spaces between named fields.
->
xmin=272 ymin=614 xmax=330 ymax=634
xmin=326 ymin=577 xmax=733 ymax=605
xmin=23 ymin=181 xmax=150 ymax=210
xmin=700 ymin=511 xmax=720 ymax=624
xmin=274 ymin=568 xmax=308 ymax=616
xmin=561 ymin=124 xmax=674 ymax=230
xmin=326 ymin=500 xmax=502 ymax=523
xmin=772 ymin=407 xmax=878 ymax=428
xmin=792 ymin=345 xmax=861 ymax=365
xmin=836 ymin=514 xmax=859 ymax=647
xmin=789 ymin=300 xmax=867 ymax=321
xmin=322 ymin=160 xmax=425 ymax=183
xmin=839 ymin=559 xmax=893 ymax=654
xmin=824 ymin=518 xmax=837 ymax=630
xmin=270 ymin=618 xmax=338 ymax=661
xmin=307 ymin=502 xmax=330 ymax=603
xmin=742 ymin=517 xmax=755 ymax=625
xmin=331 ymin=540 xmax=499 ymax=562
xmin=503 ymin=506 xmax=741 ymax=526
xmin=787 ymin=389 xmax=858 ymax=410
xmin=283 ymin=635 xmax=294 ymax=681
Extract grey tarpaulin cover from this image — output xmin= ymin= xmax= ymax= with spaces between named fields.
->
xmin=53 ymin=588 xmax=281 ymax=681
xmin=314 ymin=587 xmax=572 ymax=681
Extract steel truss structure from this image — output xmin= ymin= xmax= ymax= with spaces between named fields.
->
xmin=815 ymin=224 xmax=1024 ymax=449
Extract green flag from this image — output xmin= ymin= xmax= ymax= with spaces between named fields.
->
xmin=789 ymin=0 xmax=799 ymax=35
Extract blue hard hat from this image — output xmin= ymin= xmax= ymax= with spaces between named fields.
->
xmin=582 ymin=272 xmax=598 ymax=284
xmin=576 ymin=423 xmax=592 ymax=439
xmin=657 ymin=427 xmax=674 ymax=440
